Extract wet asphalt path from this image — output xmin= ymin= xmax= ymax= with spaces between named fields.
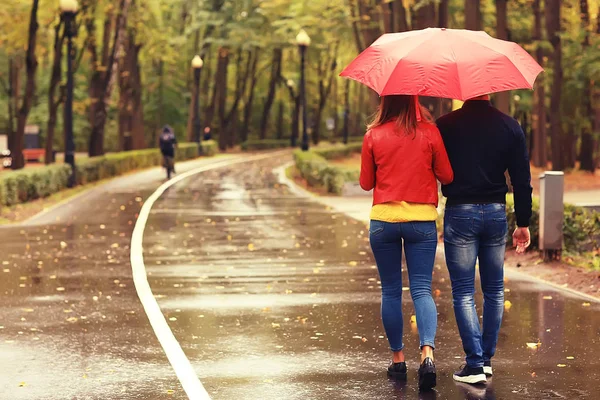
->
xmin=1 ymin=153 xmax=599 ymax=399
xmin=146 ymin=156 xmax=600 ymax=399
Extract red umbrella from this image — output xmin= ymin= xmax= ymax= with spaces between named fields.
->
xmin=340 ymin=28 xmax=543 ymax=100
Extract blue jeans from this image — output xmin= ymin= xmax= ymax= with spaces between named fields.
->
xmin=369 ymin=220 xmax=438 ymax=351
xmin=444 ymin=204 xmax=508 ymax=368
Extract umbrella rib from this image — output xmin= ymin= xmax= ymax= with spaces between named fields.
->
xmin=448 ymin=43 xmax=465 ymax=101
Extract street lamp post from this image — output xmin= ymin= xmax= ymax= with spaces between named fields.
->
xmin=296 ymin=30 xmax=311 ymax=151
xmin=191 ymin=55 xmax=204 ymax=155
xmin=60 ymin=0 xmax=78 ymax=187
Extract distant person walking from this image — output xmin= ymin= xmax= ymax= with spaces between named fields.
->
xmin=360 ymin=95 xmax=453 ymax=391
xmin=437 ymin=95 xmax=533 ymax=385
xmin=159 ymin=125 xmax=177 ymax=179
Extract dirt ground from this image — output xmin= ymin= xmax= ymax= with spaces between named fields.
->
xmin=505 ymin=251 xmax=600 ymax=299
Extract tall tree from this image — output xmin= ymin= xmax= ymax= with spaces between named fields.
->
xmin=546 ymin=0 xmax=563 ymax=171
xmin=87 ymin=0 xmax=132 ymax=157
xmin=465 ymin=0 xmax=482 ymax=31
xmin=118 ymin=29 xmax=144 ymax=151
xmin=13 ymin=0 xmax=40 ymax=170
xmin=215 ymin=47 xmax=230 ymax=151
xmin=313 ymin=43 xmax=339 ymax=144
xmin=46 ymin=20 xmax=65 ymax=164
xmin=259 ymin=48 xmax=282 ymax=139
xmin=579 ymin=0 xmax=595 ymax=172
xmin=495 ymin=0 xmax=510 ymax=114
xmin=531 ymin=0 xmax=547 ymax=167
xmin=241 ymin=49 xmax=261 ymax=143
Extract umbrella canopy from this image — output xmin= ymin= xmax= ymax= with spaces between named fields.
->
xmin=340 ymin=28 xmax=543 ymax=101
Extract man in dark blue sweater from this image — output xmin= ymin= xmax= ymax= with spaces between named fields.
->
xmin=436 ymin=95 xmax=533 ymax=384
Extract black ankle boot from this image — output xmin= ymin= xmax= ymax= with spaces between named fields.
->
xmin=387 ymin=361 xmax=407 ymax=380
xmin=418 ymin=357 xmax=437 ymax=391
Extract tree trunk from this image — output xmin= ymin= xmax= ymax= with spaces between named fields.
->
xmin=118 ymin=30 xmax=144 ymax=151
xmin=186 ymin=73 xmax=199 ymax=142
xmin=259 ymin=48 xmax=282 ymax=140
xmin=13 ymin=0 xmax=40 ymax=170
xmin=88 ymin=0 xmax=132 ymax=157
xmin=8 ymin=58 xmax=21 ymax=154
xmin=465 ymin=0 xmax=482 ymax=30
xmin=154 ymin=60 xmax=164 ymax=145
xmin=563 ymin=125 xmax=576 ymax=169
xmin=276 ymin=101 xmax=284 ymax=140
xmin=411 ymin=2 xmax=438 ymax=114
xmin=332 ymin=75 xmax=339 ymax=138
xmin=348 ymin=0 xmax=365 ymax=52
xmin=46 ymin=21 xmax=64 ymax=164
xmin=495 ymin=0 xmax=510 ymax=114
xmin=215 ymin=47 xmax=230 ymax=151
xmin=241 ymin=49 xmax=260 ymax=143
xmin=313 ymin=44 xmax=339 ymax=145
xmin=594 ymin=7 xmax=600 ymax=169
xmin=436 ymin=0 xmax=451 ymax=116
xmin=357 ymin=0 xmax=382 ymax=47
xmin=546 ymin=0 xmax=563 ymax=171
xmin=395 ymin=0 xmax=410 ymax=31
xmin=532 ymin=0 xmax=547 ymax=168
xmin=118 ymin=32 xmax=133 ymax=151
xmin=412 ymin=1 xmax=436 ymax=29
xmin=579 ymin=0 xmax=594 ymax=171
xmin=438 ymin=0 xmax=449 ymax=28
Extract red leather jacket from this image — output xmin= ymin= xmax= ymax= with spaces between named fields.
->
xmin=360 ymin=121 xmax=454 ymax=207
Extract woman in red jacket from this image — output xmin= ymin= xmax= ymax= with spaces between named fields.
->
xmin=360 ymin=95 xmax=453 ymax=391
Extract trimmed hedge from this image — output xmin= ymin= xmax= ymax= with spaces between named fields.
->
xmin=76 ymin=141 xmax=217 ymax=184
xmin=0 ymin=141 xmax=217 ymax=207
xmin=506 ymin=195 xmax=600 ymax=253
xmin=293 ymin=149 xmax=359 ymax=195
xmin=241 ymin=140 xmax=289 ymax=151
xmin=313 ymin=142 xmax=362 ymax=160
xmin=0 ymin=164 xmax=71 ymax=206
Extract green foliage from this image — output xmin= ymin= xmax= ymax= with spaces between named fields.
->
xmin=506 ymin=195 xmax=600 ymax=253
xmin=240 ymin=140 xmax=289 ymax=151
xmin=76 ymin=141 xmax=216 ymax=185
xmin=313 ymin=143 xmax=362 ymax=160
xmin=293 ymin=147 xmax=359 ymax=195
xmin=0 ymin=164 xmax=71 ymax=206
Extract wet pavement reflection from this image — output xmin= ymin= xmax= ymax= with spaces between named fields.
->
xmin=0 ymin=159 xmax=233 ymax=399
xmin=145 ymin=156 xmax=600 ymax=399
xmin=0 ymin=154 xmax=599 ymax=399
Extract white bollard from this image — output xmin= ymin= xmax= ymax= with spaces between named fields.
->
xmin=539 ymin=171 xmax=564 ymax=261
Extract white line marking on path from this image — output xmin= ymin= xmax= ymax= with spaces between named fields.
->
xmin=131 ymin=152 xmax=288 ymax=399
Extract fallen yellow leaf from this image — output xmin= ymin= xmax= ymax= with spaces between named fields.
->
xmin=526 ymin=342 xmax=541 ymax=349
xmin=504 ymin=300 xmax=512 ymax=310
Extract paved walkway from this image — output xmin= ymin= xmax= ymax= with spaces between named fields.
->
xmin=1 ymin=152 xmax=598 ymax=399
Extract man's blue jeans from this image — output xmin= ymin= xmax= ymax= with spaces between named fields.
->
xmin=444 ymin=204 xmax=508 ymax=368
xmin=370 ymin=220 xmax=438 ymax=351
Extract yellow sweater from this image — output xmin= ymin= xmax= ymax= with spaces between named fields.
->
xmin=370 ymin=201 xmax=438 ymax=222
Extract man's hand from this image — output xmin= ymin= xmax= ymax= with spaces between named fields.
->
xmin=512 ymin=227 xmax=531 ymax=254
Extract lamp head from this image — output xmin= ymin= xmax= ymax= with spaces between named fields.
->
xmin=192 ymin=55 xmax=204 ymax=69
xmin=59 ymin=0 xmax=79 ymax=13
xmin=296 ymin=30 xmax=311 ymax=47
